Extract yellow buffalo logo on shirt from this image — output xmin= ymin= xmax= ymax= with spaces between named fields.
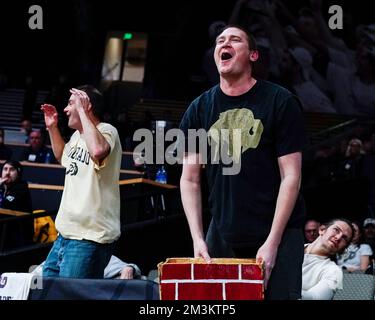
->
xmin=208 ymin=108 xmax=263 ymax=163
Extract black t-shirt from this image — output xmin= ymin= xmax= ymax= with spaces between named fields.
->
xmin=0 ymin=180 xmax=33 ymax=249
xmin=179 ymin=80 xmax=306 ymax=246
xmin=0 ymin=180 xmax=32 ymax=212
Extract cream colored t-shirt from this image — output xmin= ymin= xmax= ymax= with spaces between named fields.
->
xmin=55 ymin=122 xmax=122 ymax=243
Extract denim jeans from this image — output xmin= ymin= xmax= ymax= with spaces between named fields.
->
xmin=42 ymin=235 xmax=114 ymax=279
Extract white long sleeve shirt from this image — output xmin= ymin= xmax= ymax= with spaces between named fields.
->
xmin=302 ymin=253 xmax=343 ymax=300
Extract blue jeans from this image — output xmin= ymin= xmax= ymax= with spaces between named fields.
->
xmin=42 ymin=235 xmax=115 ymax=278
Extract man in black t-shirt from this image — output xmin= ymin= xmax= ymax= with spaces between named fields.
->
xmin=179 ymin=25 xmax=306 ymax=300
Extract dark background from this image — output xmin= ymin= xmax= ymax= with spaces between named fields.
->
xmin=1 ymin=0 xmax=373 ymax=100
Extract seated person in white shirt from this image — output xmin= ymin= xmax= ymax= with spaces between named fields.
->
xmin=302 ymin=218 xmax=354 ymax=300
xmin=31 ymin=255 xmax=141 ymax=279
xmin=103 ymin=255 xmax=141 ymax=279
xmin=337 ymin=221 xmax=373 ymax=273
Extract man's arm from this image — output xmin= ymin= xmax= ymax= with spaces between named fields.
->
xmin=302 ymin=281 xmax=335 ymax=300
xmin=104 ymin=255 xmax=141 ymax=279
xmin=256 ymin=151 xmax=302 ymax=287
xmin=180 ymin=153 xmax=211 ymax=261
xmin=71 ymin=89 xmax=110 ymax=164
xmin=303 ymin=265 xmax=343 ymax=300
xmin=41 ymin=104 xmax=65 ymax=163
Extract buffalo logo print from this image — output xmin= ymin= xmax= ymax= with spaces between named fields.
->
xmin=208 ymin=108 xmax=264 ymax=163
xmin=66 ymin=162 xmax=78 ymax=176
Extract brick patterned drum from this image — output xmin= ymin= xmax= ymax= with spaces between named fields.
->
xmin=158 ymin=258 xmax=264 ymax=300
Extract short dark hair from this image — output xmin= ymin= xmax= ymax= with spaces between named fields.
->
xmin=77 ymin=85 xmax=104 ymax=120
xmin=216 ymin=24 xmax=258 ymax=51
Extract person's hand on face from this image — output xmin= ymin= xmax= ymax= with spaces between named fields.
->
xmin=0 ymin=176 xmax=9 ymax=185
xmin=69 ymin=88 xmax=91 ymax=113
xmin=1 ymin=164 xmax=18 ymax=185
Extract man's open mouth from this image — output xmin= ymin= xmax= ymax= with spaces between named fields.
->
xmin=221 ymin=52 xmax=233 ymax=61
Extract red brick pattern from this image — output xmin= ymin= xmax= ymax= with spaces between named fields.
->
xmin=179 ymin=283 xmax=223 ymax=300
xmin=161 ymin=283 xmax=176 ymax=300
xmin=241 ymin=264 xmax=263 ymax=280
xmin=161 ymin=263 xmax=191 ymax=280
xmin=226 ymin=283 xmax=263 ymax=300
xmin=159 ymin=258 xmax=264 ymax=300
xmin=194 ymin=264 xmax=238 ymax=280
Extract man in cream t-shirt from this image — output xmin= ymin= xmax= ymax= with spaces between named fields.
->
xmin=40 ymin=85 xmax=122 ymax=278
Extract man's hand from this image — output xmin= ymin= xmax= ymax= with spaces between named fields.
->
xmin=119 ymin=266 xmax=134 ymax=279
xmin=256 ymin=241 xmax=278 ymax=290
xmin=194 ymin=239 xmax=212 ymax=263
xmin=0 ymin=177 xmax=9 ymax=185
xmin=70 ymin=88 xmax=91 ymax=113
xmin=41 ymin=104 xmax=59 ymax=129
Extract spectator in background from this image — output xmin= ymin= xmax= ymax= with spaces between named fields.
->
xmin=363 ymin=218 xmax=375 ymax=266
xmin=0 ymin=160 xmax=33 ymax=249
xmin=20 ymin=119 xmax=32 ymax=144
xmin=278 ymin=47 xmax=336 ymax=113
xmin=0 ymin=128 xmax=12 ymax=160
xmin=346 ymin=138 xmax=365 ymax=158
xmin=302 ymin=218 xmax=354 ymax=300
xmin=304 ymin=219 xmax=320 ymax=243
xmin=336 ymin=138 xmax=365 ymax=180
xmin=337 ymin=221 xmax=373 ymax=273
xmin=22 ymin=129 xmax=56 ymax=164
xmin=32 ymin=255 xmax=142 ymax=280
xmin=0 ymin=160 xmax=32 ymax=212
xmin=326 ymin=39 xmax=375 ymax=115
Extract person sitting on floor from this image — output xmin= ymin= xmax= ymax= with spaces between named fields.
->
xmin=302 ymin=218 xmax=354 ymax=300
xmin=31 ymin=255 xmax=141 ymax=279
xmin=336 ymin=221 xmax=373 ymax=273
